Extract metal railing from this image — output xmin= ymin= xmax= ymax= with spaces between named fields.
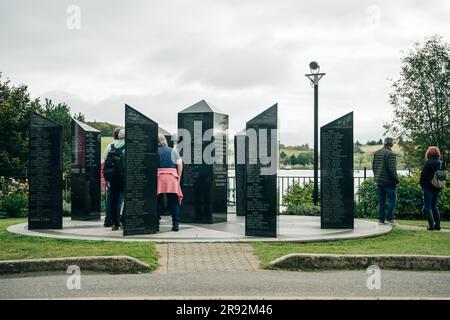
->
xmin=227 ymin=176 xmax=369 ymax=208
xmin=3 ymin=168 xmax=369 ymax=210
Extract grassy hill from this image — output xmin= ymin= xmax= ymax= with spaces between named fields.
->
xmin=281 ymin=143 xmax=406 ymax=170
xmin=101 ymin=137 xmax=114 ymax=156
xmin=87 ymin=121 xmax=122 ymax=137
xmin=100 ymin=136 xmax=407 ymax=170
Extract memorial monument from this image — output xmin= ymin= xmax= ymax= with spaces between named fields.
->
xmin=71 ymin=119 xmax=101 ymax=220
xmin=123 ymin=104 xmax=159 ymax=235
xmin=234 ymin=129 xmax=247 ymax=216
xmin=28 ymin=112 xmax=63 ymax=230
xmin=177 ymin=100 xmax=228 ymax=224
xmin=245 ymin=104 xmax=278 ymax=237
xmin=320 ymin=112 xmax=354 ymax=229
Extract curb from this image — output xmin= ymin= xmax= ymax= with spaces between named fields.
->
xmin=270 ymin=253 xmax=450 ymax=271
xmin=0 ymin=256 xmax=150 ymax=275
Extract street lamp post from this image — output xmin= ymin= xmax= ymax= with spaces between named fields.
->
xmin=305 ymin=62 xmax=325 ymax=206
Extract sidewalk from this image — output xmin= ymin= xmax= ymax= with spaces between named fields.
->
xmin=155 ymin=243 xmax=261 ymax=273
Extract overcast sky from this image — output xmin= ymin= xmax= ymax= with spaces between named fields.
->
xmin=1 ymin=0 xmax=449 ymax=145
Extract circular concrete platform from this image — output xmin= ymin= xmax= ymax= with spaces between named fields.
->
xmin=7 ymin=215 xmax=391 ymax=242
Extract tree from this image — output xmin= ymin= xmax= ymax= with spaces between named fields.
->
xmin=296 ymin=153 xmax=309 ymax=167
xmin=355 ymin=154 xmax=365 ymax=169
xmin=386 ymin=35 xmax=450 ymax=169
xmin=0 ymin=73 xmax=85 ymax=176
xmin=280 ymin=150 xmax=287 ymax=159
xmin=366 ymin=139 xmax=382 ymax=146
xmin=43 ymin=98 xmax=85 ymax=174
xmin=0 ymin=73 xmax=42 ymax=172
xmin=289 ymin=154 xmax=298 ymax=166
xmin=354 ymin=143 xmax=364 ymax=154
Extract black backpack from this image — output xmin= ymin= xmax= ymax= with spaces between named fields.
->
xmin=103 ymin=144 xmax=125 ymax=183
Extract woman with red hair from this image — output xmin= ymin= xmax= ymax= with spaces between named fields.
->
xmin=419 ymin=147 xmax=443 ymax=231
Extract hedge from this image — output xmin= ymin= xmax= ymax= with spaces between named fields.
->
xmin=283 ymin=176 xmax=450 ymax=220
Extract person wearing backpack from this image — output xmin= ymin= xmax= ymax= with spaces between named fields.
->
xmin=420 ymin=146 xmax=446 ymax=231
xmin=103 ymin=128 xmax=125 ymax=231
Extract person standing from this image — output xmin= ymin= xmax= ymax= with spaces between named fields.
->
xmin=372 ymin=137 xmax=400 ymax=224
xmin=103 ymin=128 xmax=125 ymax=231
xmin=156 ymin=134 xmax=183 ymax=232
xmin=420 ymin=147 xmax=445 ymax=231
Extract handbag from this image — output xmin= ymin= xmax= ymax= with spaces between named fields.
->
xmin=431 ymin=161 xmax=446 ymax=189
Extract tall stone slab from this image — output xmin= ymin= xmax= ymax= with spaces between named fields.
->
xmin=123 ymin=105 xmax=159 ymax=235
xmin=178 ymin=100 xmax=228 ymax=224
xmin=234 ymin=130 xmax=247 ymax=216
xmin=245 ymin=104 xmax=278 ymax=237
xmin=320 ymin=112 xmax=354 ymax=229
xmin=71 ymin=119 xmax=101 ymax=220
xmin=28 ymin=113 xmax=63 ymax=229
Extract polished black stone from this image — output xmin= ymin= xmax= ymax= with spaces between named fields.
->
xmin=28 ymin=112 xmax=63 ymax=229
xmin=71 ymin=119 xmax=101 ymax=220
xmin=234 ymin=130 xmax=246 ymax=216
xmin=177 ymin=100 xmax=228 ymax=224
xmin=245 ymin=104 xmax=278 ymax=237
xmin=320 ymin=112 xmax=354 ymax=229
xmin=123 ymin=105 xmax=159 ymax=235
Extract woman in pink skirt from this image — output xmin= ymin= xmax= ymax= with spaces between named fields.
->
xmin=156 ymin=134 xmax=183 ymax=232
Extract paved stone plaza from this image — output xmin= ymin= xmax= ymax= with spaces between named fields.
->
xmin=7 ymin=215 xmax=391 ymax=242
xmin=155 ymin=243 xmax=260 ymax=273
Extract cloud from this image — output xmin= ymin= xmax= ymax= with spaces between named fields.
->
xmin=1 ymin=0 xmax=449 ymax=145
xmin=178 ymin=47 xmax=293 ymax=89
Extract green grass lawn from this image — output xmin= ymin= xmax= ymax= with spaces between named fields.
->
xmin=252 ymin=228 xmax=450 ymax=268
xmin=0 ymin=218 xmax=159 ymax=272
xmin=396 ymin=220 xmax=450 ymax=229
xmin=363 ymin=219 xmax=450 ymax=229
xmin=2 ymin=217 xmax=449 ymax=272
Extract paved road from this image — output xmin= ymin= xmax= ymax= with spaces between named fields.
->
xmin=1 ymin=270 xmax=449 ymax=299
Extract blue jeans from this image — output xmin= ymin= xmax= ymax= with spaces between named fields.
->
xmin=423 ymin=188 xmax=440 ymax=228
xmin=104 ymin=183 xmax=124 ymax=227
xmin=157 ymin=193 xmax=180 ymax=228
xmin=377 ymin=185 xmax=397 ymax=221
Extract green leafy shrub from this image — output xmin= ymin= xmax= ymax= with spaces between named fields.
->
xmin=283 ymin=203 xmax=320 ymax=216
xmin=395 ymin=175 xmax=423 ymax=218
xmin=282 ymin=182 xmax=321 ymax=216
xmin=0 ymin=177 xmax=28 ymax=217
xmin=283 ymin=182 xmax=318 ymax=207
xmin=0 ymin=193 xmax=28 ymax=217
xmin=63 ymin=201 xmax=71 ymax=217
xmin=355 ymin=178 xmax=378 ymax=218
xmin=356 ymin=174 xmax=449 ymax=219
xmin=437 ymin=186 xmax=450 ymax=215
